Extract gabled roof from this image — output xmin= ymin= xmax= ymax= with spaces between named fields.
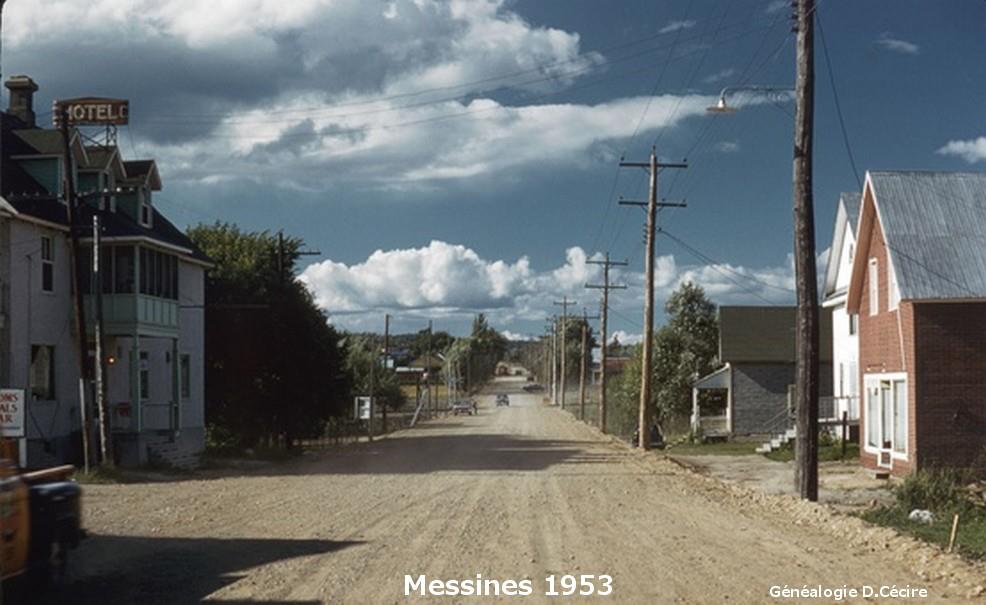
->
xmin=847 ymin=171 xmax=986 ymax=310
xmin=822 ymin=191 xmax=860 ymax=301
xmin=123 ymin=159 xmax=162 ymax=191
xmin=718 ymin=306 xmax=832 ymax=363
xmin=12 ymin=128 xmax=87 ymax=163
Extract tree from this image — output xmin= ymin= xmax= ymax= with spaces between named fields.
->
xmin=610 ymin=282 xmax=719 ymax=433
xmin=344 ymin=334 xmax=407 ymax=411
xmin=188 ymin=222 xmax=351 ymax=450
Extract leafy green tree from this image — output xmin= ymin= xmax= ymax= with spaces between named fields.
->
xmin=344 ymin=334 xmax=407 ymax=411
xmin=610 ymin=282 xmax=719 ymax=432
xmin=188 ymin=222 xmax=351 ymax=450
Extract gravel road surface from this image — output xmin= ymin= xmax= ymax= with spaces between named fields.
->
xmin=26 ymin=376 xmax=986 ymax=604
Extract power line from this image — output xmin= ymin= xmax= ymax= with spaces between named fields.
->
xmin=816 ymin=6 xmax=862 ymax=189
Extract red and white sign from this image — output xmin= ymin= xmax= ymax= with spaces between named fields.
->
xmin=0 ymin=390 xmax=25 ymax=438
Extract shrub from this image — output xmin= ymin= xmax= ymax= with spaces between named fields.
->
xmin=893 ymin=468 xmax=972 ymax=514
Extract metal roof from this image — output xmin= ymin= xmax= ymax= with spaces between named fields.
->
xmin=841 ymin=191 xmax=860 ymax=234
xmin=869 ymin=171 xmax=986 ymax=300
xmin=718 ymin=306 xmax=833 ymax=363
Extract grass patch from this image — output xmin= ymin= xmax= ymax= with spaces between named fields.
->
xmin=861 ymin=507 xmax=986 ymax=560
xmin=764 ymin=442 xmax=859 ymax=462
xmin=666 ymin=440 xmax=759 ymax=456
xmin=75 ymin=465 xmax=127 ymax=484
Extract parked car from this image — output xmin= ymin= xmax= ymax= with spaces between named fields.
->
xmin=522 ymin=383 xmax=544 ymax=392
xmin=452 ymin=400 xmax=476 ymax=416
xmin=496 ymin=394 xmax=510 ymax=407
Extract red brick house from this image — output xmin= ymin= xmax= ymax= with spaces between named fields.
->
xmin=847 ymin=171 xmax=986 ymax=476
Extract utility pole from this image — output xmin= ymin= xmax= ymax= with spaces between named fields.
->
xmin=382 ymin=314 xmax=390 ymax=434
xmin=552 ymin=298 xmax=575 ymax=410
xmin=586 ymin=253 xmax=627 ymax=433
xmin=92 ymin=215 xmax=111 ymax=467
xmin=578 ymin=309 xmax=599 ymax=422
xmin=58 ymin=106 xmax=90 ymax=473
xmin=793 ymin=0 xmax=819 ymax=501
xmin=620 ymin=148 xmax=686 ymax=449
xmin=546 ymin=317 xmax=557 ymax=404
xmin=426 ymin=320 xmax=433 ymax=416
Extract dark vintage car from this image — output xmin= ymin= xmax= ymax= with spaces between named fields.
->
xmin=522 ymin=383 xmax=544 ymax=393
xmin=451 ymin=400 xmax=477 ymax=416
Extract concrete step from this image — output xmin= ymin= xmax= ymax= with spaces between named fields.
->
xmin=755 ymin=444 xmax=772 ymax=453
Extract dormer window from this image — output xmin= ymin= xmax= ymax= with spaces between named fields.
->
xmin=139 ymin=188 xmax=152 ymax=228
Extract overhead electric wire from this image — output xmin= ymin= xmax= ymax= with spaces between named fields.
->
xmin=816 ymin=6 xmax=862 ymax=189
xmin=144 ymin=17 xmax=764 ymax=126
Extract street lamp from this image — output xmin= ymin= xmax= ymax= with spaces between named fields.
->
xmin=706 ymin=85 xmax=793 ymax=114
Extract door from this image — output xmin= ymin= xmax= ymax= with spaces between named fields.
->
xmin=865 ymin=375 xmax=907 ymax=469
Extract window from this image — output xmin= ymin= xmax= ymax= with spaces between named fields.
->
xmin=180 ymin=354 xmax=191 ymax=399
xmin=847 ymin=361 xmax=858 ymax=397
xmin=41 ymin=236 xmax=54 ymax=292
xmin=138 ymin=248 xmax=179 ymax=300
xmin=866 ymin=386 xmax=879 ymax=448
xmin=139 ymin=190 xmax=152 ymax=227
xmin=114 ymin=246 xmax=135 ymax=293
xmin=864 ymin=376 xmax=907 ymax=456
xmin=868 ymin=258 xmax=879 ymax=316
xmin=888 ymin=263 xmax=900 ymax=311
xmin=893 ymin=380 xmax=907 ymax=454
xmin=30 ymin=345 xmax=55 ymax=400
xmin=848 ymin=313 xmax=858 ymax=336
xmin=139 ymin=351 xmax=149 ymax=400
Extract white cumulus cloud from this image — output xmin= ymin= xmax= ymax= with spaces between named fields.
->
xmin=937 ymin=137 xmax=986 ymax=163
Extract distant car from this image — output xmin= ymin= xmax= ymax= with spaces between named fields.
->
xmin=496 ymin=394 xmax=509 ymax=407
xmin=522 ymin=384 xmax=544 ymax=392
xmin=452 ymin=400 xmax=476 ymax=416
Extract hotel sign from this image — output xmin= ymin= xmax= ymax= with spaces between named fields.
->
xmin=54 ymin=97 xmax=129 ymax=126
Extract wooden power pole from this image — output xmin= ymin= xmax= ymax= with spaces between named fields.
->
xmin=58 ymin=107 xmax=91 ymax=473
xmin=586 ymin=253 xmax=627 ymax=433
xmin=620 ymin=148 xmax=686 ymax=449
xmin=793 ymin=0 xmax=820 ymax=501
xmin=578 ymin=309 xmax=599 ymax=422
xmin=382 ymin=314 xmax=390 ymax=433
xmin=552 ymin=297 xmax=575 ymax=410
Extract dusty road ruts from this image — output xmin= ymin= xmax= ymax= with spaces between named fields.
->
xmin=29 ymin=376 xmax=986 ymax=604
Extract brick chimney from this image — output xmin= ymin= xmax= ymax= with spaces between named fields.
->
xmin=5 ymin=75 xmax=38 ymax=127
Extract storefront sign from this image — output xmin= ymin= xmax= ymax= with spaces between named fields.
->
xmin=0 ymin=390 xmax=25 ymax=438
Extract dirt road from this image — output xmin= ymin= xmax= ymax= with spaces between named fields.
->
xmin=33 ymin=377 xmax=985 ymax=604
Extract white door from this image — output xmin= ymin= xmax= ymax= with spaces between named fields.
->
xmin=865 ymin=375 xmax=907 ymax=469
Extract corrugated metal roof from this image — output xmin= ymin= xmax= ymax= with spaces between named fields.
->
xmin=718 ymin=306 xmax=832 ymax=363
xmin=870 ymin=171 xmax=986 ymax=300
xmin=840 ymin=191 xmax=860 ymax=233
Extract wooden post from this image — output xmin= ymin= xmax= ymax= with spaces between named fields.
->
xmin=579 ymin=317 xmax=587 ymax=420
xmin=58 ymin=106 xmax=91 ymax=472
xmin=619 ymin=152 xmax=686 ymax=449
xmin=382 ymin=314 xmax=389 ymax=434
xmin=948 ymin=513 xmax=960 ymax=553
xmin=640 ymin=151 xmax=656 ymax=449
xmin=586 ymin=254 xmax=627 ymax=433
xmin=793 ymin=0 xmax=820 ymax=501
xmin=841 ymin=410 xmax=848 ymax=459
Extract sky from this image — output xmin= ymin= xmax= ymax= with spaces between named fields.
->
xmin=6 ymin=0 xmax=986 ymax=340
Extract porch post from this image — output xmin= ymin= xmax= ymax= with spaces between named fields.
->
xmin=172 ymin=338 xmax=180 ymax=435
xmin=132 ymin=334 xmax=142 ymax=433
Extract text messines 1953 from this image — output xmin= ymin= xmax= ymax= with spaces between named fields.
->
xmin=404 ymin=574 xmax=614 ymax=598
